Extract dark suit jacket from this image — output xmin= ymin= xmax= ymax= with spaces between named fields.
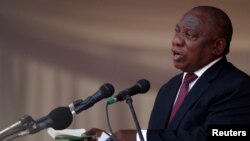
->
xmin=147 ymin=57 xmax=250 ymax=141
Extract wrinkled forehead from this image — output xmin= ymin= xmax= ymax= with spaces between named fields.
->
xmin=178 ymin=14 xmax=203 ymax=28
xmin=177 ymin=10 xmax=215 ymax=32
xmin=183 ymin=10 xmax=212 ymax=24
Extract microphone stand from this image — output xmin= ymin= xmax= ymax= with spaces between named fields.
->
xmin=125 ymin=95 xmax=145 ymax=141
xmin=0 ymin=115 xmax=33 ymax=135
xmin=0 ymin=115 xmax=35 ymax=141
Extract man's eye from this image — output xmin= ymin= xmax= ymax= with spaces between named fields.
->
xmin=175 ymin=28 xmax=180 ymax=33
xmin=186 ymin=33 xmax=193 ymax=37
xmin=186 ymin=31 xmax=197 ymax=39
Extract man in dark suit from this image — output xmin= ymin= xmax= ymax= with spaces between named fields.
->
xmin=83 ymin=6 xmax=250 ymax=141
xmin=146 ymin=5 xmax=250 ymax=141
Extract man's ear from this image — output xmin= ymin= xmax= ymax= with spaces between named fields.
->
xmin=212 ymin=38 xmax=226 ymax=56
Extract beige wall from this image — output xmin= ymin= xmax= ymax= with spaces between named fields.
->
xmin=0 ymin=1 xmax=249 ymax=141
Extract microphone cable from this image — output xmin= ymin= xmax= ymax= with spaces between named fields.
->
xmin=105 ymin=103 xmax=117 ymax=141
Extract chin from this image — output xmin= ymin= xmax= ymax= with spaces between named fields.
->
xmin=174 ymin=64 xmax=186 ymax=72
xmin=175 ymin=65 xmax=192 ymax=72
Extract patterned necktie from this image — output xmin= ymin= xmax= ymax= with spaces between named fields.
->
xmin=168 ymin=73 xmax=198 ymax=125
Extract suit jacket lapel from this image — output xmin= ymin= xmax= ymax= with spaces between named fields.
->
xmin=150 ymin=74 xmax=183 ymax=129
xmin=168 ymin=57 xmax=228 ymax=129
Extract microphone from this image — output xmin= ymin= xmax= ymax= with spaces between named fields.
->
xmin=6 ymin=106 xmax=73 ymax=140
xmin=26 ymin=83 xmax=114 ymax=134
xmin=107 ymin=79 xmax=150 ymax=105
xmin=29 ymin=106 xmax=73 ymax=134
xmin=69 ymin=83 xmax=115 ymax=115
xmin=0 ymin=84 xmax=114 ymax=140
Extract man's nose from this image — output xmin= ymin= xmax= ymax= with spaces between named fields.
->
xmin=172 ymin=33 xmax=185 ymax=47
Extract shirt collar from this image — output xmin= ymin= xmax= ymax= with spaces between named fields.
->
xmin=184 ymin=57 xmax=222 ymax=78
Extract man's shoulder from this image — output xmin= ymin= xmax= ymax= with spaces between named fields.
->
xmin=223 ymin=62 xmax=250 ymax=80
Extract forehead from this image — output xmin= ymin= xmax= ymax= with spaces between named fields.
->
xmin=176 ymin=11 xmax=212 ymax=31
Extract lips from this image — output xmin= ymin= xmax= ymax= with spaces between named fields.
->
xmin=172 ymin=49 xmax=184 ymax=61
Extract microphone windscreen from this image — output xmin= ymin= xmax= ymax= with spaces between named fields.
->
xmin=100 ymin=83 xmax=115 ymax=98
xmin=49 ymin=107 xmax=73 ymax=130
xmin=137 ymin=79 xmax=150 ymax=93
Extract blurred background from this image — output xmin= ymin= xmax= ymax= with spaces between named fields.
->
xmin=0 ymin=0 xmax=249 ymax=141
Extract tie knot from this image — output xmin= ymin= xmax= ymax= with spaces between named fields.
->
xmin=183 ymin=73 xmax=198 ymax=83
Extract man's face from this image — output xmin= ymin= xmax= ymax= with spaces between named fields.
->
xmin=171 ymin=11 xmax=217 ymax=72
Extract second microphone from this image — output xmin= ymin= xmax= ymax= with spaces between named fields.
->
xmin=107 ymin=79 xmax=150 ymax=105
